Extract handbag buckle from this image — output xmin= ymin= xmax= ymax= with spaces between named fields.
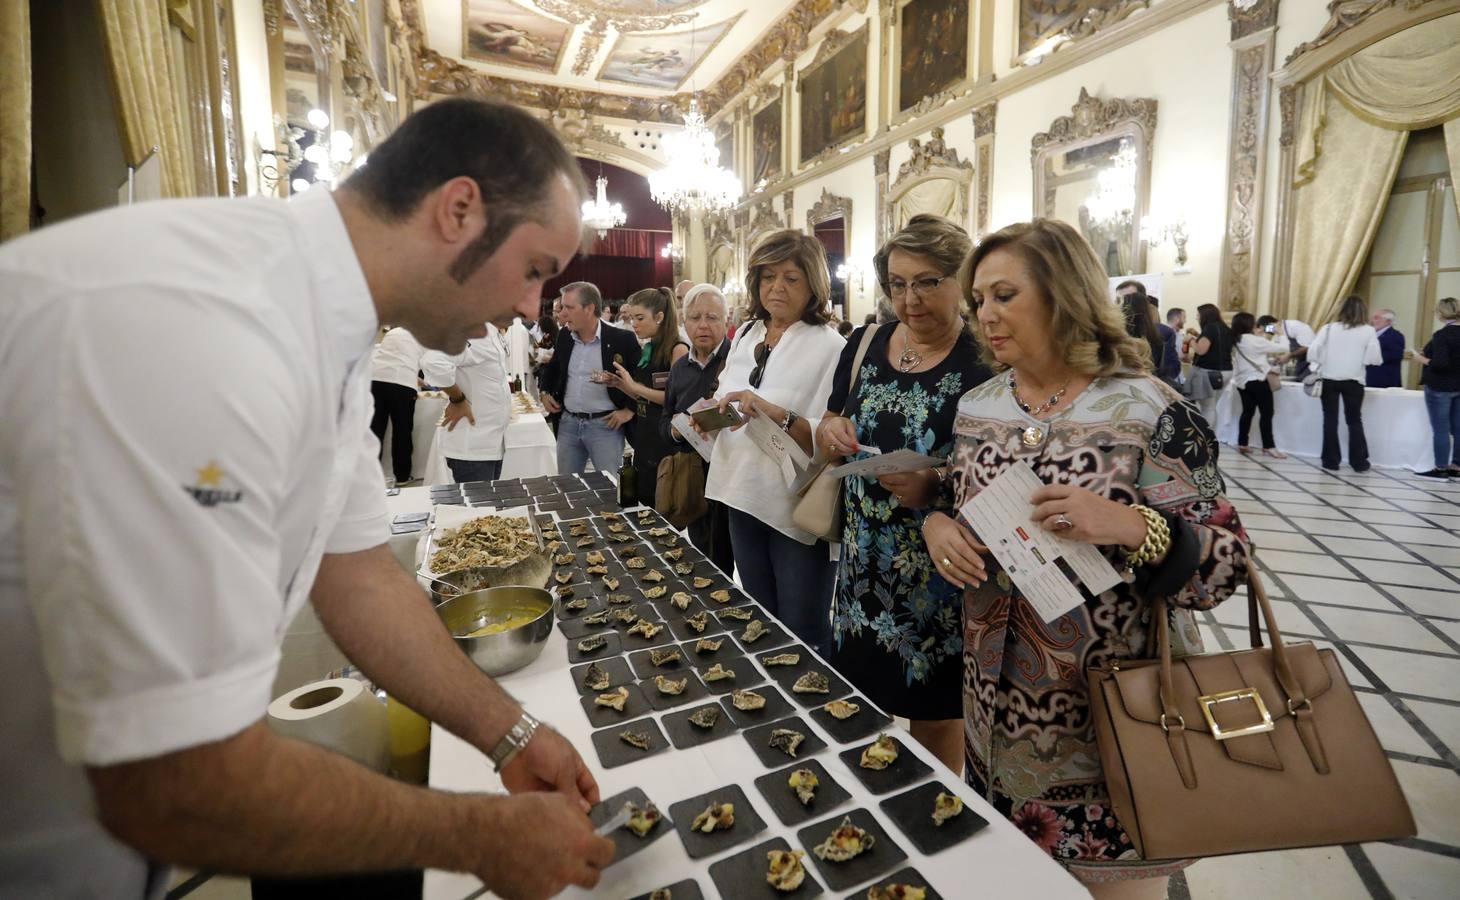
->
xmin=1198 ymin=688 xmax=1276 ymax=741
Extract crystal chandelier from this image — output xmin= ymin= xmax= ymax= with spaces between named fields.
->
xmin=649 ymin=99 xmax=741 ymax=215
xmin=1083 ymin=140 xmax=1137 ymax=228
xmin=581 ymin=175 xmax=627 ymax=239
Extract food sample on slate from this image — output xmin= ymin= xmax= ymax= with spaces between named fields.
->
xmin=730 ymin=689 xmax=765 ymax=710
xmin=660 ymin=536 xmax=680 ymax=548
xmin=761 ymin=652 xmax=800 ymax=667
xmin=613 ymin=609 xmax=640 ymax=625
xmin=583 ymin=610 xmax=611 ymax=627
xmin=583 ymin=662 xmax=611 ymax=691
xmin=628 ymin=619 xmax=664 ymax=639
xmin=766 ymin=849 xmax=807 ymax=892
xmin=556 ymin=585 xmax=576 ymax=600
xmin=694 ymin=635 xmax=722 ymax=653
xmin=654 ymin=675 xmax=688 ymax=696
xmin=788 ymin=768 xmax=819 ymax=805
xmin=649 ymin=890 xmax=671 ymax=900
xmin=688 ymin=706 xmax=721 ymax=729
xmin=553 ymin=552 xmax=574 ymax=565
xmin=866 ymin=885 xmax=927 ymax=900
xmin=607 ymin=523 xmax=627 ymax=533
xmin=576 ymin=634 xmax=607 ymax=653
xmin=860 ymin=734 xmax=899 ymax=770
xmin=933 ymin=791 xmax=964 ymax=826
xmin=429 ymin=515 xmax=537 ymax=575
xmin=575 ymin=537 xmax=595 ymax=548
xmin=624 ymin=801 xmax=661 ymax=836
xmin=602 ymin=513 xmax=621 ymax=522
xmin=605 ymin=591 xmax=630 ymax=605
xmin=813 ymin=817 xmax=875 ymax=862
xmin=768 ymin=728 xmax=806 ymax=758
xmin=569 ymin=525 xmax=588 ymax=536
xmin=703 ymin=663 xmax=736 ymax=682
xmin=792 ymin=671 xmax=830 ymax=694
xmin=554 ymin=571 xmax=574 ymax=585
xmin=564 ymin=596 xmax=589 ymax=612
xmin=637 ymin=509 xmax=654 ymax=520
xmin=742 ymin=620 xmax=769 ymax=643
xmin=586 ymin=565 xmax=609 ymax=576
xmin=621 ymin=545 xmax=640 ymax=558
xmin=609 ymin=533 xmax=633 ymax=543
xmin=542 ymin=527 xmax=561 ymax=539
xmin=603 ymin=577 xmax=622 ymax=591
xmin=585 ymin=551 xmax=605 ymax=565
xmin=594 ymin=687 xmax=629 ymax=712
xmin=719 ymin=604 xmax=751 ymax=620
xmin=823 ymin=699 xmax=860 ymax=720
xmin=673 ymin=563 xmax=695 ymax=576
xmin=627 ymin=557 xmax=647 ymax=569
xmin=664 ymin=548 xmax=683 ymax=561
xmin=643 ymin=569 xmax=665 ymax=583
xmin=620 ymin=730 xmax=652 ymax=751
xmin=644 ymin=585 xmax=668 ymax=599
xmin=649 ymin=647 xmax=683 ymax=667
xmin=691 ymin=802 xmax=735 ymax=833
xmin=671 ymin=592 xmax=694 ymax=611
xmin=696 ymin=578 xmax=716 ymax=591
xmin=546 ymin=540 xmax=563 ymax=554
xmin=686 ymin=613 xmax=710 ymax=635
xmin=649 ymin=528 xmax=670 ymax=538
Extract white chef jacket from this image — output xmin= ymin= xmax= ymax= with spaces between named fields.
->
xmin=1283 ymin=319 xmax=1317 ymax=348
xmin=421 ymin=331 xmax=511 ymax=462
xmin=505 ymin=318 xmax=533 ymax=377
xmin=0 ymin=189 xmax=390 ymax=897
xmin=370 ymin=326 xmax=424 ymax=388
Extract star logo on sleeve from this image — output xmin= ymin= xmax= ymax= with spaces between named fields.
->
xmin=184 ymin=460 xmax=244 ymax=508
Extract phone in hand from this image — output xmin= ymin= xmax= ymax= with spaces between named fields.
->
xmin=691 ymin=404 xmax=744 ymax=432
xmin=1264 ymin=324 xmax=1276 ymax=334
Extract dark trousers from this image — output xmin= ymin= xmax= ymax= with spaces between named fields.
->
xmin=1320 ymin=379 xmax=1369 ymax=470
xmin=689 ymin=498 xmax=735 ymax=575
xmin=727 ymin=508 xmax=836 ymax=656
xmin=447 ymin=458 xmax=503 ymax=484
xmin=370 ymin=381 xmax=417 ymax=483
xmin=1237 ymin=380 xmax=1276 ymax=449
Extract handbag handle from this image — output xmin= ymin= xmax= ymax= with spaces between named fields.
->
xmin=840 ymin=324 xmax=881 ymax=416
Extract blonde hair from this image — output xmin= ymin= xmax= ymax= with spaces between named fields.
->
xmin=745 ymin=230 xmax=833 ymax=326
xmin=1436 ymin=296 xmax=1459 ymax=322
xmin=963 ymin=218 xmax=1150 ymax=376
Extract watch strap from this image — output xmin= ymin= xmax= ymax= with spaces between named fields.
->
xmin=488 ymin=710 xmax=539 ymax=772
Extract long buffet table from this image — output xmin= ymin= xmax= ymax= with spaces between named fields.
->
xmin=1213 ymin=380 xmax=1432 ymax=470
xmin=384 ymin=476 xmax=1088 ymax=900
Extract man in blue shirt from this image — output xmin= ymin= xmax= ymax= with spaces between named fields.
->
xmin=1159 ymin=305 xmax=1185 ymax=388
xmin=540 ymin=282 xmax=640 ymax=474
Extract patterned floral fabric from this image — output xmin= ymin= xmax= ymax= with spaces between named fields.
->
xmin=951 ymin=371 xmax=1250 ymax=882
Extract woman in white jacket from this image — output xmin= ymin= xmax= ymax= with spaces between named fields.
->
xmin=1309 ymin=295 xmax=1383 ymax=471
xmin=1230 ymin=312 xmax=1291 ymax=457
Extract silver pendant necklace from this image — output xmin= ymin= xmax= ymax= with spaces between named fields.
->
xmin=898 ymin=328 xmax=952 ymax=373
xmin=1010 ymin=371 xmax=1070 ymax=447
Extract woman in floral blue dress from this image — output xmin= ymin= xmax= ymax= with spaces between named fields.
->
xmin=818 ymin=215 xmax=991 ymax=772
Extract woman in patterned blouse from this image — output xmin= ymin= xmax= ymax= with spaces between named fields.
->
xmin=922 ymin=219 xmax=1250 ymax=897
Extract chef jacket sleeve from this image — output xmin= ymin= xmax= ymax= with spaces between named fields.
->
xmin=18 ymin=291 xmax=301 ymax=766
xmin=323 ymin=427 xmax=391 ymax=555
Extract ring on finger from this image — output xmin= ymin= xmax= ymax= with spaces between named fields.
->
xmin=1053 ymin=513 xmax=1074 ymax=531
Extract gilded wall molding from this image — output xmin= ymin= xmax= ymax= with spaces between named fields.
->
xmin=874 ymin=148 xmax=890 ymax=249
xmin=973 ymin=101 xmax=997 ymax=139
xmin=1219 ymin=4 xmax=1279 ymax=312
xmin=807 ymin=188 xmax=853 ymax=239
xmin=698 ymin=0 xmax=857 ymax=115
xmin=894 ymin=127 xmax=971 ymax=182
xmin=975 ymin=143 xmax=992 ymax=237
xmin=748 ymin=198 xmax=784 ymax=241
xmin=1284 ymin=0 xmax=1429 ymax=65
xmin=1030 ymin=87 xmax=1157 ymax=164
xmin=1278 ymin=83 xmax=1297 ymax=147
xmin=1229 ymin=0 xmax=1280 ymax=38
xmin=783 ymin=190 xmax=796 ymax=227
xmin=1013 ymin=0 xmax=1152 ymax=68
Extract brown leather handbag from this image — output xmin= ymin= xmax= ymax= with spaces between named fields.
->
xmin=1088 ymin=570 xmax=1415 ymax=860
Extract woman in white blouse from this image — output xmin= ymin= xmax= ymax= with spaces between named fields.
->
xmin=705 ymin=230 xmax=846 ymax=654
xmin=1230 ymin=312 xmax=1292 ymax=457
xmin=1309 ymin=295 xmax=1383 ymax=471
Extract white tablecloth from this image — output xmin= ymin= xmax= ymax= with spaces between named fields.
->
xmin=1214 ymin=381 xmax=1432 ymax=471
xmin=390 ymin=490 xmax=1089 ymax=900
xmin=380 ymin=397 xmax=558 ymax=484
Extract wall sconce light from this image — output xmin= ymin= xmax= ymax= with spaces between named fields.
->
xmin=1141 ymin=215 xmax=1191 ymax=273
xmin=835 ymin=262 xmax=865 ymax=293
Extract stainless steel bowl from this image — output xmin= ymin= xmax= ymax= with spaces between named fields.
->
xmin=436 ymin=586 xmax=554 ymax=676
xmin=425 ymin=553 xmax=552 ymax=606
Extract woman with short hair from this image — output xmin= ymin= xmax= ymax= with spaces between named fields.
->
xmin=922 ymin=219 xmax=1249 ymax=897
xmin=1310 ymin=295 xmax=1382 ymax=472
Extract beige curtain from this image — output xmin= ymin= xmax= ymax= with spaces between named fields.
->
xmin=895 ymin=178 xmax=961 ymax=230
xmin=96 ymin=0 xmax=194 ymax=198
xmin=1288 ymin=13 xmax=1460 ymax=326
xmin=0 ymin=0 xmax=30 ymax=241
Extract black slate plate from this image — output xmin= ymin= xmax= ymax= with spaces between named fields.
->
xmin=719 ymin=683 xmax=796 ymax=727
xmin=662 ymin=701 xmax=740 ymax=750
xmin=808 ymin=695 xmax=895 ymax=744
xmin=590 ymin=717 xmax=670 ymax=769
xmin=549 ymin=567 xmax=589 ymax=586
xmin=599 ymin=585 xmax=646 ymax=607
xmin=742 ymin=715 xmax=827 ymax=769
xmin=679 ymin=634 xmax=739 ymax=669
xmin=668 ymin=783 xmax=768 ymax=860
xmin=604 ymin=602 xmax=658 ymax=629
xmin=837 ymin=736 xmax=932 ymax=796
xmin=558 ymin=607 xmax=624 ymax=640
xmin=570 ymin=657 xmax=634 ymax=696
xmin=664 ymin=606 xmax=721 ymax=642
xmin=878 ymin=782 xmax=989 ymax=856
xmin=732 ymin=620 xmax=793 ymax=653
xmin=698 ymin=656 xmax=764 ymax=694
xmin=765 ymin=658 xmax=853 ymax=707
xmin=588 ymin=787 xmax=672 ymax=866
xmin=619 ymin=618 xmax=676 ymax=650
xmin=567 ymin=630 xmax=623 ymax=664
xmin=708 ymin=836 xmax=823 ymax=900
xmin=638 ymin=669 xmax=710 ymax=712
xmin=842 ymin=867 xmax=943 ymax=900
xmin=556 ymin=592 xmax=605 ymax=619
xmin=754 ymin=759 xmax=852 ymax=828
xmin=637 ymin=581 xmax=685 ymax=606
xmin=579 ymin=682 xmax=652 ymax=728
xmin=628 ymin=643 xmax=692 ymax=680
xmin=796 ymin=808 xmax=907 ymax=892
xmin=683 ymin=571 xmax=735 ymax=595
xmin=628 ymin=879 xmax=704 ymax=900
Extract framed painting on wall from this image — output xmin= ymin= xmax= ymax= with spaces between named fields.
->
xmin=752 ymin=97 xmax=782 ymax=186
xmin=599 ymin=14 xmax=742 ymax=91
xmin=461 ymin=0 xmax=570 ymax=74
xmin=896 ymin=0 xmax=971 ymax=115
xmin=797 ymin=25 xmax=869 ymax=164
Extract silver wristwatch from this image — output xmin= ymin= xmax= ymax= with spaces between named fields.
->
xmin=488 ymin=710 xmax=540 ymax=772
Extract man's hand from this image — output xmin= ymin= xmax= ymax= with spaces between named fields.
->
xmin=443 ymin=398 xmax=475 ymax=432
xmin=540 ymin=393 xmax=562 ymax=414
xmin=475 ymin=793 xmax=615 ymax=899
xmin=604 ymin=408 xmax=634 ymax=429
xmin=499 ymin=725 xmax=600 ymax=812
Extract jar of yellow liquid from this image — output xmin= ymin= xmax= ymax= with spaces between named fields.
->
xmin=386 ymin=696 xmax=431 ymax=784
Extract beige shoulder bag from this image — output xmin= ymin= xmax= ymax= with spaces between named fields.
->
xmin=1088 ymin=568 xmax=1414 ymax=860
xmin=791 ymin=324 xmax=880 ymax=543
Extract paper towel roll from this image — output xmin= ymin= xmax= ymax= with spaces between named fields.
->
xmin=267 ymin=678 xmax=389 ymax=773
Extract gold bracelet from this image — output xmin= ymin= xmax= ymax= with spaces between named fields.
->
xmin=1123 ymin=505 xmax=1171 ymax=568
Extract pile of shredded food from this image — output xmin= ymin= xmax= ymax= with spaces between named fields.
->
xmin=429 ymin=516 xmax=538 ymax=575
